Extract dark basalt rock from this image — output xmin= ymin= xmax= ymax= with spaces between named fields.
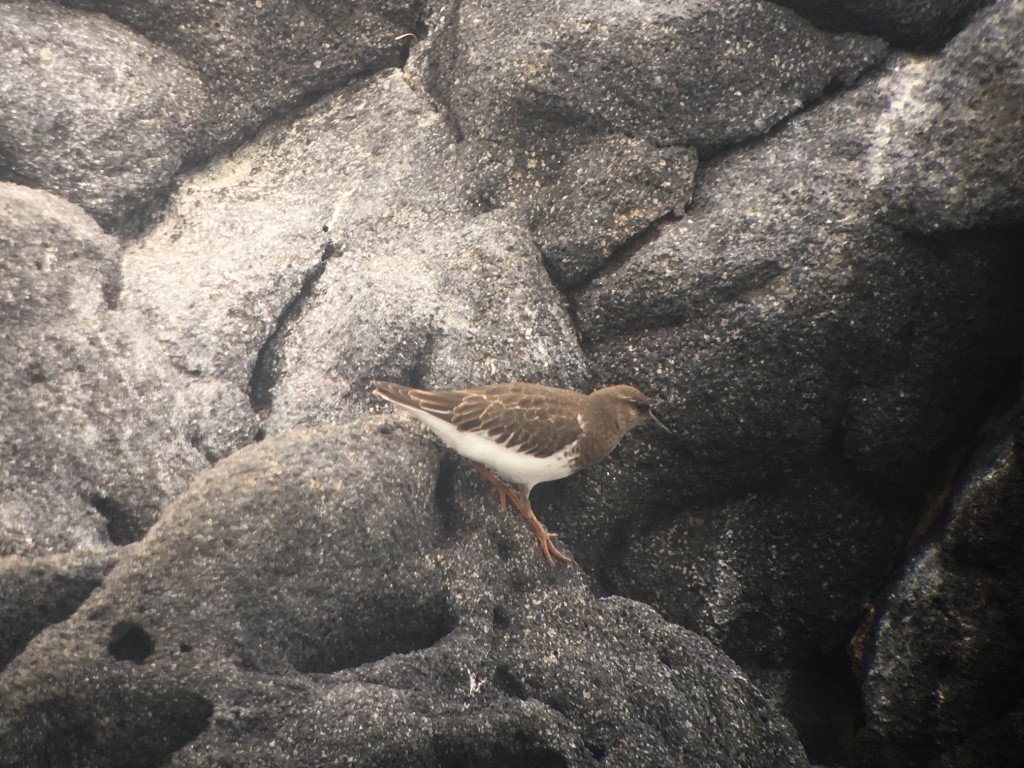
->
xmin=858 ymin=404 xmax=1024 ymax=768
xmin=0 ymin=420 xmax=809 ymax=767
xmin=1 ymin=0 xmax=1022 ymax=764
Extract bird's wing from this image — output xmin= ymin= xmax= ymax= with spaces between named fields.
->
xmin=452 ymin=386 xmax=584 ymax=458
xmin=372 ymin=381 xmax=465 ymax=419
xmin=373 ymin=382 xmax=584 ymax=458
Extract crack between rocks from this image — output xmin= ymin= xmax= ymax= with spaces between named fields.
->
xmin=554 ymin=212 xmax=682 ymax=350
xmin=847 ymin=359 xmax=1023 ymax=681
xmin=248 ymin=240 xmax=339 ymax=413
xmin=88 ymin=492 xmax=142 ymax=546
xmin=576 ymin=260 xmax=789 ymax=350
xmin=433 ymin=452 xmax=462 ymax=540
xmin=408 ymin=325 xmax=438 ymax=389
xmin=566 ymin=211 xmax=681 ymax=297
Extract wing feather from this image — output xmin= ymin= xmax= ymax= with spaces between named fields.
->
xmin=374 ymin=381 xmax=585 ymax=459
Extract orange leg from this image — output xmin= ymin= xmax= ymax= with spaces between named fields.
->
xmin=471 ymin=461 xmax=514 ymax=513
xmin=470 ymin=462 xmax=572 ymax=566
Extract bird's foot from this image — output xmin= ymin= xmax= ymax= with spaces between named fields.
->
xmin=470 ymin=462 xmax=572 ymax=566
xmin=536 ymin=528 xmax=573 ymax=567
xmin=506 ymin=490 xmax=573 ymax=567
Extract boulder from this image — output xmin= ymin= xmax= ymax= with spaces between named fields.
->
xmin=0 ymin=420 xmax=809 ymax=767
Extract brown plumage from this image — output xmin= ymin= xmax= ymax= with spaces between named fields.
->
xmin=373 ymin=381 xmax=670 ymax=565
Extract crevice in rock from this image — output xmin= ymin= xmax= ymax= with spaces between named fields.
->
xmin=902 ymin=349 xmax=1023 ymax=556
xmin=410 ymin=3 xmax=432 ymax=43
xmin=794 ymin=647 xmax=864 ymax=766
xmin=187 ymin=427 xmax=226 ymax=465
xmin=108 ymin=621 xmax=155 ymax=664
xmin=151 ymin=692 xmax=215 ymax=767
xmin=101 ymin=268 xmax=122 ymax=310
xmin=407 ymin=328 xmax=437 ymax=389
xmin=290 ymin=63 xmax=396 ymax=117
xmin=248 ymin=240 xmax=339 ymax=413
xmin=585 ymin=741 xmax=609 ymax=762
xmin=563 ymin=211 xmax=680 ymax=296
xmin=290 ymin=589 xmax=457 ymax=674
xmin=845 ymin=360 xmax=1024 ymax=737
xmin=771 ymin=1 xmax=973 ymax=52
xmin=492 ymin=664 xmax=530 ymax=700
xmin=89 ymin=492 xmax=141 ymax=545
xmin=491 ymin=603 xmax=511 ymax=632
xmin=575 ymin=258 xmax=789 ymax=347
xmin=32 ymin=689 xmax=214 ymax=768
xmin=1 ymin=553 xmax=117 ymax=672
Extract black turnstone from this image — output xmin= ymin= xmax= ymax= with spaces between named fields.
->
xmin=373 ymin=381 xmax=670 ymax=565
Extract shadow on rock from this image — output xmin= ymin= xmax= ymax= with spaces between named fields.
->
xmin=0 ymin=416 xmax=808 ymax=767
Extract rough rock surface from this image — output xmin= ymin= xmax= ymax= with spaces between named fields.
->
xmin=532 ymin=136 xmax=698 ymax=289
xmin=0 ymin=548 xmax=118 ymax=669
xmin=1 ymin=0 xmax=1022 ymax=766
xmin=119 ymin=71 xmax=589 ymax=436
xmin=0 ymin=2 xmax=208 ymax=232
xmin=878 ymin=0 xmax=1024 ymax=232
xmin=1 ymin=0 xmax=422 ymax=235
xmin=0 ymin=183 xmax=207 ymax=554
xmin=559 ymin=5 xmax=1024 ymax=759
xmin=57 ymin=0 xmax=421 ymax=151
xmin=414 ymin=0 xmax=887 ymax=151
xmin=0 ymin=421 xmax=809 ymax=767
xmin=858 ymin=405 xmax=1024 ymax=768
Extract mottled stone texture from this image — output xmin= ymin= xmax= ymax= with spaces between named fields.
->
xmin=0 ymin=421 xmax=808 ymax=767
xmin=858 ymin=404 xmax=1024 ymax=768
xmin=1 ymin=0 xmax=1022 ymax=766
xmin=0 ymin=184 xmax=207 ymax=554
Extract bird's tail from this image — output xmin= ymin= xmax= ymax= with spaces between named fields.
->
xmin=371 ymin=380 xmax=420 ymax=408
xmin=372 ymin=381 xmax=465 ymax=420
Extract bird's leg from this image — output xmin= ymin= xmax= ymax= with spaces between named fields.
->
xmin=469 ymin=462 xmax=572 ymax=566
xmin=470 ymin=461 xmax=514 ymax=512
xmin=505 ymin=490 xmax=573 ymax=567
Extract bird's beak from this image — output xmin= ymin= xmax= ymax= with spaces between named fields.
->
xmin=650 ymin=409 xmax=674 ymax=436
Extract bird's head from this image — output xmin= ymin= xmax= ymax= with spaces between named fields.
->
xmin=592 ymin=385 xmax=673 ymax=437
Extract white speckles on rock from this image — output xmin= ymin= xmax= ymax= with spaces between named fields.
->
xmin=121 ymin=71 xmax=587 ymax=436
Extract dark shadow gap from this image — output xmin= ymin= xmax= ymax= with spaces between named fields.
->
xmin=563 ymin=210 xmax=681 ymax=296
xmin=108 ymin=620 xmax=155 ymax=664
xmin=89 ymin=492 xmax=141 ymax=545
xmin=291 ymin=588 xmax=458 ymax=674
xmin=434 ymin=451 xmax=461 ymax=538
xmin=248 ymin=240 xmax=338 ymax=412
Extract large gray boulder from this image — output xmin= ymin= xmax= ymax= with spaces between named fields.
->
xmin=557 ymin=2 xmax=1024 ymax=761
xmin=119 ymin=71 xmax=589 ymax=436
xmin=878 ymin=0 xmax=1024 ymax=233
xmin=0 ymin=420 xmax=809 ymax=767
xmin=0 ymin=2 xmax=208 ymax=232
xmin=1 ymin=0 xmax=1022 ymax=764
xmin=0 ymin=0 xmax=423 ymax=234
xmin=413 ymin=0 xmax=886 ymax=151
xmin=0 ymin=184 xmax=207 ymax=554
xmin=57 ymin=0 xmax=421 ymax=151
xmin=858 ymin=404 xmax=1024 ymax=768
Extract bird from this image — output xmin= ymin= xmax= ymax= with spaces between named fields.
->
xmin=372 ymin=381 xmax=672 ymax=565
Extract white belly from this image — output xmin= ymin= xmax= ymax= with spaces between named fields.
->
xmin=399 ymin=406 xmax=577 ymax=491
